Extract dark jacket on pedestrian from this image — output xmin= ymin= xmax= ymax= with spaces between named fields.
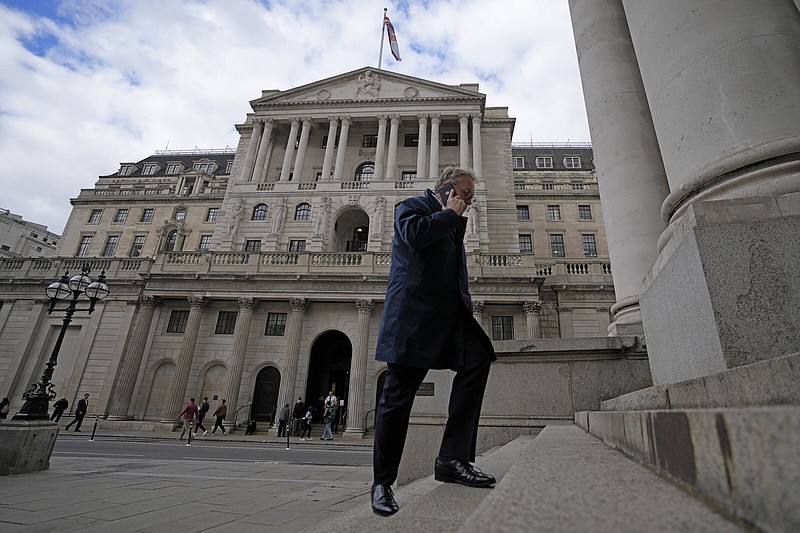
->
xmin=375 ymin=189 xmax=495 ymax=370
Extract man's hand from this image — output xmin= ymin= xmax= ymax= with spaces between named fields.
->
xmin=445 ymin=192 xmax=468 ymax=216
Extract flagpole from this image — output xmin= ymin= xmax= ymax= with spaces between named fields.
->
xmin=378 ymin=7 xmax=387 ymax=69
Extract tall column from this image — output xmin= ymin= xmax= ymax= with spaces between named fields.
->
xmin=458 ymin=113 xmax=470 ymax=168
xmin=320 ymin=117 xmax=339 ymax=181
xmin=416 ymin=114 xmax=428 ymax=180
xmin=292 ymin=117 xmax=313 ymax=182
xmin=251 ymin=119 xmax=275 ymax=183
xmin=386 ymin=114 xmax=400 ymax=181
xmin=471 ymin=115 xmax=483 ymax=178
xmin=223 ymin=297 xmax=256 ymax=422
xmin=278 ymin=118 xmax=300 ymax=182
xmin=108 ymin=296 xmax=161 ymax=419
xmin=374 ymin=115 xmax=388 ymax=180
xmin=278 ymin=298 xmax=308 ymax=409
xmin=568 ymin=0 xmax=669 ymax=335
xmin=429 ymin=114 xmax=441 ymax=179
xmin=163 ymin=297 xmax=206 ymax=419
xmin=345 ymin=299 xmax=373 ymax=436
xmin=239 ymin=119 xmax=263 ymax=182
xmin=523 ymin=301 xmax=542 ymax=340
xmin=472 ymin=301 xmax=485 ymax=331
xmin=332 ymin=117 xmax=352 ymax=181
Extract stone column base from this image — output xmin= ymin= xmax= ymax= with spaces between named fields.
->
xmin=0 ymin=419 xmax=59 ymax=476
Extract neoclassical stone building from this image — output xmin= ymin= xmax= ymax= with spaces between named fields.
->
xmin=0 ymin=68 xmax=613 ymax=433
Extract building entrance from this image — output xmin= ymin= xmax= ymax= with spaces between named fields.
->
xmin=251 ymin=366 xmax=280 ymax=424
xmin=305 ymin=330 xmax=352 ymax=423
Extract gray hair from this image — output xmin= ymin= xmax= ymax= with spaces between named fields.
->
xmin=435 ymin=166 xmax=477 ymax=189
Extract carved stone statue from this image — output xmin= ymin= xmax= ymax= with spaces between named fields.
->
xmin=271 ymin=197 xmax=287 ymax=236
xmin=467 ymin=203 xmax=479 ymax=237
xmin=372 ymin=196 xmax=386 ymax=238
xmin=227 ymin=198 xmax=244 ymax=235
xmin=315 ymin=197 xmax=331 ymax=237
xmin=355 ymin=70 xmax=381 ymax=98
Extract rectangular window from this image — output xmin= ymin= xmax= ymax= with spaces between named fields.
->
xmin=519 ymin=234 xmax=533 ymax=253
xmin=129 ymin=235 xmax=146 ymax=257
xmin=564 ymin=156 xmax=581 ymax=169
xmin=547 ymin=205 xmax=561 ymax=220
xmin=535 ymin=156 xmax=553 ymax=169
xmin=492 ymin=316 xmax=514 ymax=340
xmin=550 ymin=234 xmax=565 ymax=257
xmin=441 ymin=132 xmax=458 ymax=146
xmin=119 ymin=165 xmax=134 ymax=176
xmin=166 ymin=163 xmax=182 ymax=175
xmin=578 ymin=205 xmax=592 ymax=220
xmin=193 ymin=162 xmax=214 ymax=173
xmin=142 ymin=163 xmax=158 ymax=175
xmin=225 ymin=161 xmax=234 ymax=174
xmin=166 ymin=310 xmax=189 ymax=333
xmin=198 ymin=235 xmax=212 ymax=251
xmin=516 ymin=205 xmax=530 ymax=220
xmin=315 ymin=171 xmax=323 ymax=182
xmin=206 ymin=207 xmax=219 ymax=222
xmin=401 ymin=171 xmax=417 ymax=181
xmin=140 ymin=208 xmax=154 ymax=223
xmin=76 ymin=236 xmax=92 ymax=257
xmin=404 ymin=133 xmax=419 ymax=147
xmin=289 ymin=239 xmax=306 ymax=252
xmin=245 ymin=239 xmax=261 ymax=252
xmin=321 ymin=135 xmax=338 ymax=149
xmin=88 ymin=209 xmax=102 ymax=224
xmin=215 ymin=311 xmax=238 ymax=334
xmin=102 ymin=235 xmax=119 ymax=257
xmin=265 ymin=312 xmax=287 ymax=336
xmin=513 ymin=156 xmax=525 ymax=169
xmin=113 ymin=209 xmax=128 ymax=223
xmin=582 ymin=234 xmax=598 ymax=257
xmin=362 ymin=134 xmax=378 ymax=148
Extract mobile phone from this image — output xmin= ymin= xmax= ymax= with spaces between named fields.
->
xmin=438 ymin=183 xmax=454 ymax=204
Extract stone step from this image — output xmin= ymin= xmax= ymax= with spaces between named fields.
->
xmin=308 ymin=425 xmax=746 ymax=532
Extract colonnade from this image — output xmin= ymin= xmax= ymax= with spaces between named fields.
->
xmin=236 ymin=112 xmax=485 ymax=184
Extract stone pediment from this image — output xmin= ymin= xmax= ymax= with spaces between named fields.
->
xmin=251 ymin=67 xmax=483 ymax=107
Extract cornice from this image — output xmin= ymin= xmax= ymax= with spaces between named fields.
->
xmin=250 ymin=95 xmax=485 ymax=111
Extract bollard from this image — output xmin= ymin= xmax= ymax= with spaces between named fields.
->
xmin=286 ymin=424 xmax=290 ymax=450
xmin=89 ymin=416 xmax=99 ymax=441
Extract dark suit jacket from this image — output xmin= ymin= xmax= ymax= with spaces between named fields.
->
xmin=75 ymin=399 xmax=88 ymax=416
xmin=375 ymin=189 xmax=494 ymax=370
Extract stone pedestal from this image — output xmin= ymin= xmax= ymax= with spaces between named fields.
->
xmin=0 ymin=419 xmax=59 ymax=476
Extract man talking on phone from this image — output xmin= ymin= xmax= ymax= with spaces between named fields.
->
xmin=371 ymin=166 xmax=496 ymax=516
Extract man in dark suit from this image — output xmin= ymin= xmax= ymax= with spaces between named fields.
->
xmin=65 ymin=393 xmax=89 ymax=432
xmin=371 ymin=167 xmax=496 ymax=516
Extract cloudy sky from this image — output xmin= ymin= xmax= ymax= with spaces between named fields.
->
xmin=0 ymin=0 xmax=590 ymax=234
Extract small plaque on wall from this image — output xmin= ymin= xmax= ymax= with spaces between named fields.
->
xmin=416 ymin=382 xmax=435 ymax=396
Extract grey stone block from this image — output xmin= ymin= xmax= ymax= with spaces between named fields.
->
xmin=0 ymin=420 xmax=59 ymax=475
xmin=601 ymin=383 xmax=669 ymax=410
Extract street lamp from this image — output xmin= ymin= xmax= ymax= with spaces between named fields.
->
xmin=13 ymin=263 xmax=110 ymax=420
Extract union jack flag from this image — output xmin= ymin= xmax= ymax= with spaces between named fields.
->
xmin=384 ymin=15 xmax=401 ymax=61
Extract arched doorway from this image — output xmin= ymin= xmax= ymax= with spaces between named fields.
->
xmin=252 ymin=366 xmax=281 ymax=424
xmin=333 ymin=208 xmax=370 ymax=252
xmin=305 ymin=330 xmax=352 ymax=423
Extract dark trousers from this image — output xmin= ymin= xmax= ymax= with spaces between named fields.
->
xmin=277 ymin=420 xmax=287 ymax=437
xmin=212 ymin=416 xmax=225 ymax=433
xmin=197 ymin=413 xmax=207 ymax=432
xmin=51 ymin=409 xmax=66 ymax=422
xmin=65 ymin=413 xmax=85 ymax=431
xmin=372 ymin=322 xmax=492 ymax=486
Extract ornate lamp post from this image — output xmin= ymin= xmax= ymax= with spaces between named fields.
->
xmin=12 ymin=264 xmax=110 ymax=420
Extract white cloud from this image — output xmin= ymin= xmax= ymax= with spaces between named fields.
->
xmin=0 ymin=0 xmax=589 ymax=234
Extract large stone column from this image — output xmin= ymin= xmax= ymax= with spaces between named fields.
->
xmin=568 ymin=0 xmax=669 ymax=335
xmin=222 ymin=298 xmax=256 ymax=424
xmin=332 ymin=117 xmax=352 ymax=181
xmin=277 ymin=298 xmax=308 ymax=410
xmin=251 ymin=119 xmax=275 ymax=183
xmin=107 ymin=296 xmax=161 ymax=419
xmin=321 ymin=117 xmax=339 ymax=181
xmin=471 ymin=115 xmax=483 ymax=178
xmin=458 ymin=113 xmax=470 ymax=168
xmin=292 ymin=117 xmax=312 ymax=182
xmin=239 ymin=119 xmax=263 ymax=182
xmin=523 ymin=301 xmax=542 ymax=340
xmin=386 ymin=115 xmax=400 ymax=181
xmin=345 ymin=299 xmax=373 ymax=437
xmin=278 ymin=118 xmax=300 ymax=182
xmin=429 ymin=114 xmax=441 ymax=179
xmin=163 ymin=297 xmax=206 ymax=420
xmin=416 ymin=114 xmax=428 ymax=180
xmin=375 ymin=114 xmax=388 ymax=180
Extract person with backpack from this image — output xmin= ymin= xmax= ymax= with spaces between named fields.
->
xmin=196 ymin=396 xmax=210 ymax=436
xmin=51 ymin=397 xmax=69 ymax=422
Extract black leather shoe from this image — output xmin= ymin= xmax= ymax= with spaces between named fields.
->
xmin=434 ymin=458 xmax=496 ymax=487
xmin=371 ymin=483 xmax=399 ymax=516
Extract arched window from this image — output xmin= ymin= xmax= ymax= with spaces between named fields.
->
xmin=295 ymin=203 xmax=312 ymax=221
xmin=174 ymin=207 xmax=186 ymax=221
xmin=354 ymin=162 xmax=375 ymax=182
xmin=252 ymin=203 xmax=268 ymax=221
xmin=164 ymin=230 xmax=178 ymax=252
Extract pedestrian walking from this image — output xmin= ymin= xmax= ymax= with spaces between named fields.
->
xmin=177 ymin=398 xmax=199 ymax=441
xmin=211 ymin=399 xmax=227 ymax=435
xmin=196 ymin=396 xmax=210 ymax=436
xmin=299 ymin=406 xmax=313 ymax=440
xmin=245 ymin=418 xmax=257 ymax=436
xmin=291 ymin=397 xmax=305 ymax=436
xmin=277 ymin=403 xmax=290 ymax=437
xmin=51 ymin=397 xmax=69 ymax=422
xmin=65 ymin=393 xmax=90 ymax=432
xmin=321 ymin=402 xmax=335 ymax=441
